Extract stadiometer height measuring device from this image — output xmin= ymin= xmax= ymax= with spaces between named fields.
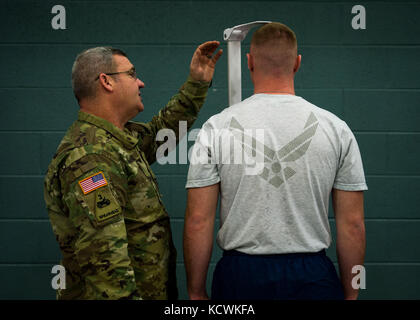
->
xmin=223 ymin=21 xmax=271 ymax=106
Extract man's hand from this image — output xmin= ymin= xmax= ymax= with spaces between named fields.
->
xmin=189 ymin=41 xmax=223 ymax=82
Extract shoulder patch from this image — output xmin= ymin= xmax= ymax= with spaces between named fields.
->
xmin=94 ymin=188 xmax=122 ymax=223
xmin=78 ymin=171 xmax=108 ymax=194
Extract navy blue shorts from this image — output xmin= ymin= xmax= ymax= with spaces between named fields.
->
xmin=211 ymin=249 xmax=344 ymax=300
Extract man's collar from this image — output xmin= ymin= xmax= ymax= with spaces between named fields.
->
xmin=78 ymin=111 xmax=138 ymax=149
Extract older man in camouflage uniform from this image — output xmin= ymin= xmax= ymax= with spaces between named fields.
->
xmin=44 ymin=42 xmax=223 ymax=300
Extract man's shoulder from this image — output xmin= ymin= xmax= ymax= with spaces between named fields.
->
xmin=126 ymin=121 xmax=149 ymax=136
xmin=198 ymin=94 xmax=348 ymax=133
xmin=46 ymin=121 xmax=123 ymax=178
xmin=297 ymin=97 xmax=348 ymax=129
xmin=201 ymin=93 xmax=285 ymax=126
xmin=198 ymin=94 xmax=278 ymax=130
xmin=199 ymin=102 xmax=241 ymax=130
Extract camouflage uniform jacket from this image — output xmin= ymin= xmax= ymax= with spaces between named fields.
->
xmin=44 ymin=77 xmax=209 ymax=300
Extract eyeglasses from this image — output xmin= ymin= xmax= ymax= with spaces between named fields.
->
xmin=95 ymin=68 xmax=137 ymax=81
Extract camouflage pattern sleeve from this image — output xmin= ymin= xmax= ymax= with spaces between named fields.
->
xmin=127 ymin=76 xmax=210 ymax=164
xmin=59 ymin=154 xmax=140 ymax=300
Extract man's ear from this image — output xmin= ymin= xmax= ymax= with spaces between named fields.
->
xmin=293 ymin=54 xmax=302 ymax=74
xmin=247 ymin=53 xmax=254 ymax=72
xmin=98 ymin=74 xmax=114 ymax=93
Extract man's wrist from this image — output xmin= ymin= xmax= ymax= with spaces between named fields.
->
xmin=345 ymin=293 xmax=359 ymax=300
xmin=187 ymin=74 xmax=211 ymax=86
xmin=189 ymin=291 xmax=209 ymax=300
xmin=180 ymin=76 xmax=210 ymax=101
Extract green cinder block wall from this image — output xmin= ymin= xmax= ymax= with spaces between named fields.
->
xmin=0 ymin=0 xmax=419 ymax=299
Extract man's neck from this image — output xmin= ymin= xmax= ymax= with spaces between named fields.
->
xmin=80 ymin=100 xmax=126 ymax=131
xmin=252 ymin=76 xmax=295 ymax=95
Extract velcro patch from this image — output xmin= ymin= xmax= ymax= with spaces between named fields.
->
xmin=78 ymin=171 xmax=108 ymax=195
xmin=94 ymin=188 xmax=122 ymax=223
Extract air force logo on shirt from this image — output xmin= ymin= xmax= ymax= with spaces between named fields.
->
xmin=228 ymin=112 xmax=319 ymax=188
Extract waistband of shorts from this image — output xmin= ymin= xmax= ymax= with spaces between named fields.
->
xmin=223 ymin=249 xmax=326 ymax=259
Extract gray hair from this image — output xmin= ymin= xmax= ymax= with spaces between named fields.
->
xmin=71 ymin=46 xmax=127 ymax=102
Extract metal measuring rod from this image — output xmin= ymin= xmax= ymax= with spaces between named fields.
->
xmin=223 ymin=21 xmax=271 ymax=106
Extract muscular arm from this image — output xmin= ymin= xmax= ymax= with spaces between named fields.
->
xmin=183 ymin=183 xmax=219 ymax=300
xmin=332 ymin=189 xmax=366 ymax=300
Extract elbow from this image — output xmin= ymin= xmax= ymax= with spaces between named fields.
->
xmin=185 ymin=213 xmax=210 ymax=232
xmin=185 ymin=210 xmax=214 ymax=235
xmin=349 ymin=222 xmax=365 ymax=239
xmin=338 ymin=219 xmax=366 ymax=240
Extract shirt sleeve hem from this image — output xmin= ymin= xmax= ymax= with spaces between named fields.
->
xmin=185 ymin=177 xmax=220 ymax=189
xmin=333 ymin=182 xmax=368 ymax=191
xmin=186 ymin=75 xmax=211 ymax=87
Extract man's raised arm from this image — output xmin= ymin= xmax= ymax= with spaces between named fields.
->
xmin=129 ymin=41 xmax=223 ymax=164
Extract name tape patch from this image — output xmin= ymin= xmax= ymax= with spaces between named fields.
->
xmin=78 ymin=171 xmax=108 ymax=194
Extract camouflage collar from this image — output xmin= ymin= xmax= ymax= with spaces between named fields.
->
xmin=78 ymin=111 xmax=138 ymax=149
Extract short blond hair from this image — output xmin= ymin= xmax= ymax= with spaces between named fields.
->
xmin=250 ymin=22 xmax=297 ymax=76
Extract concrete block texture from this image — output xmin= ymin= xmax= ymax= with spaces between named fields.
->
xmin=0 ymin=0 xmax=419 ymax=300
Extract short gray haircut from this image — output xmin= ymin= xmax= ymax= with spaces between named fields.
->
xmin=71 ymin=46 xmax=127 ymax=102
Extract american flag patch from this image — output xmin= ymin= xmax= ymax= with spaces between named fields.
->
xmin=78 ymin=172 xmax=108 ymax=195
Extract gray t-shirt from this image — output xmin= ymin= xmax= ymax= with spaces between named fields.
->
xmin=186 ymin=94 xmax=368 ymax=254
